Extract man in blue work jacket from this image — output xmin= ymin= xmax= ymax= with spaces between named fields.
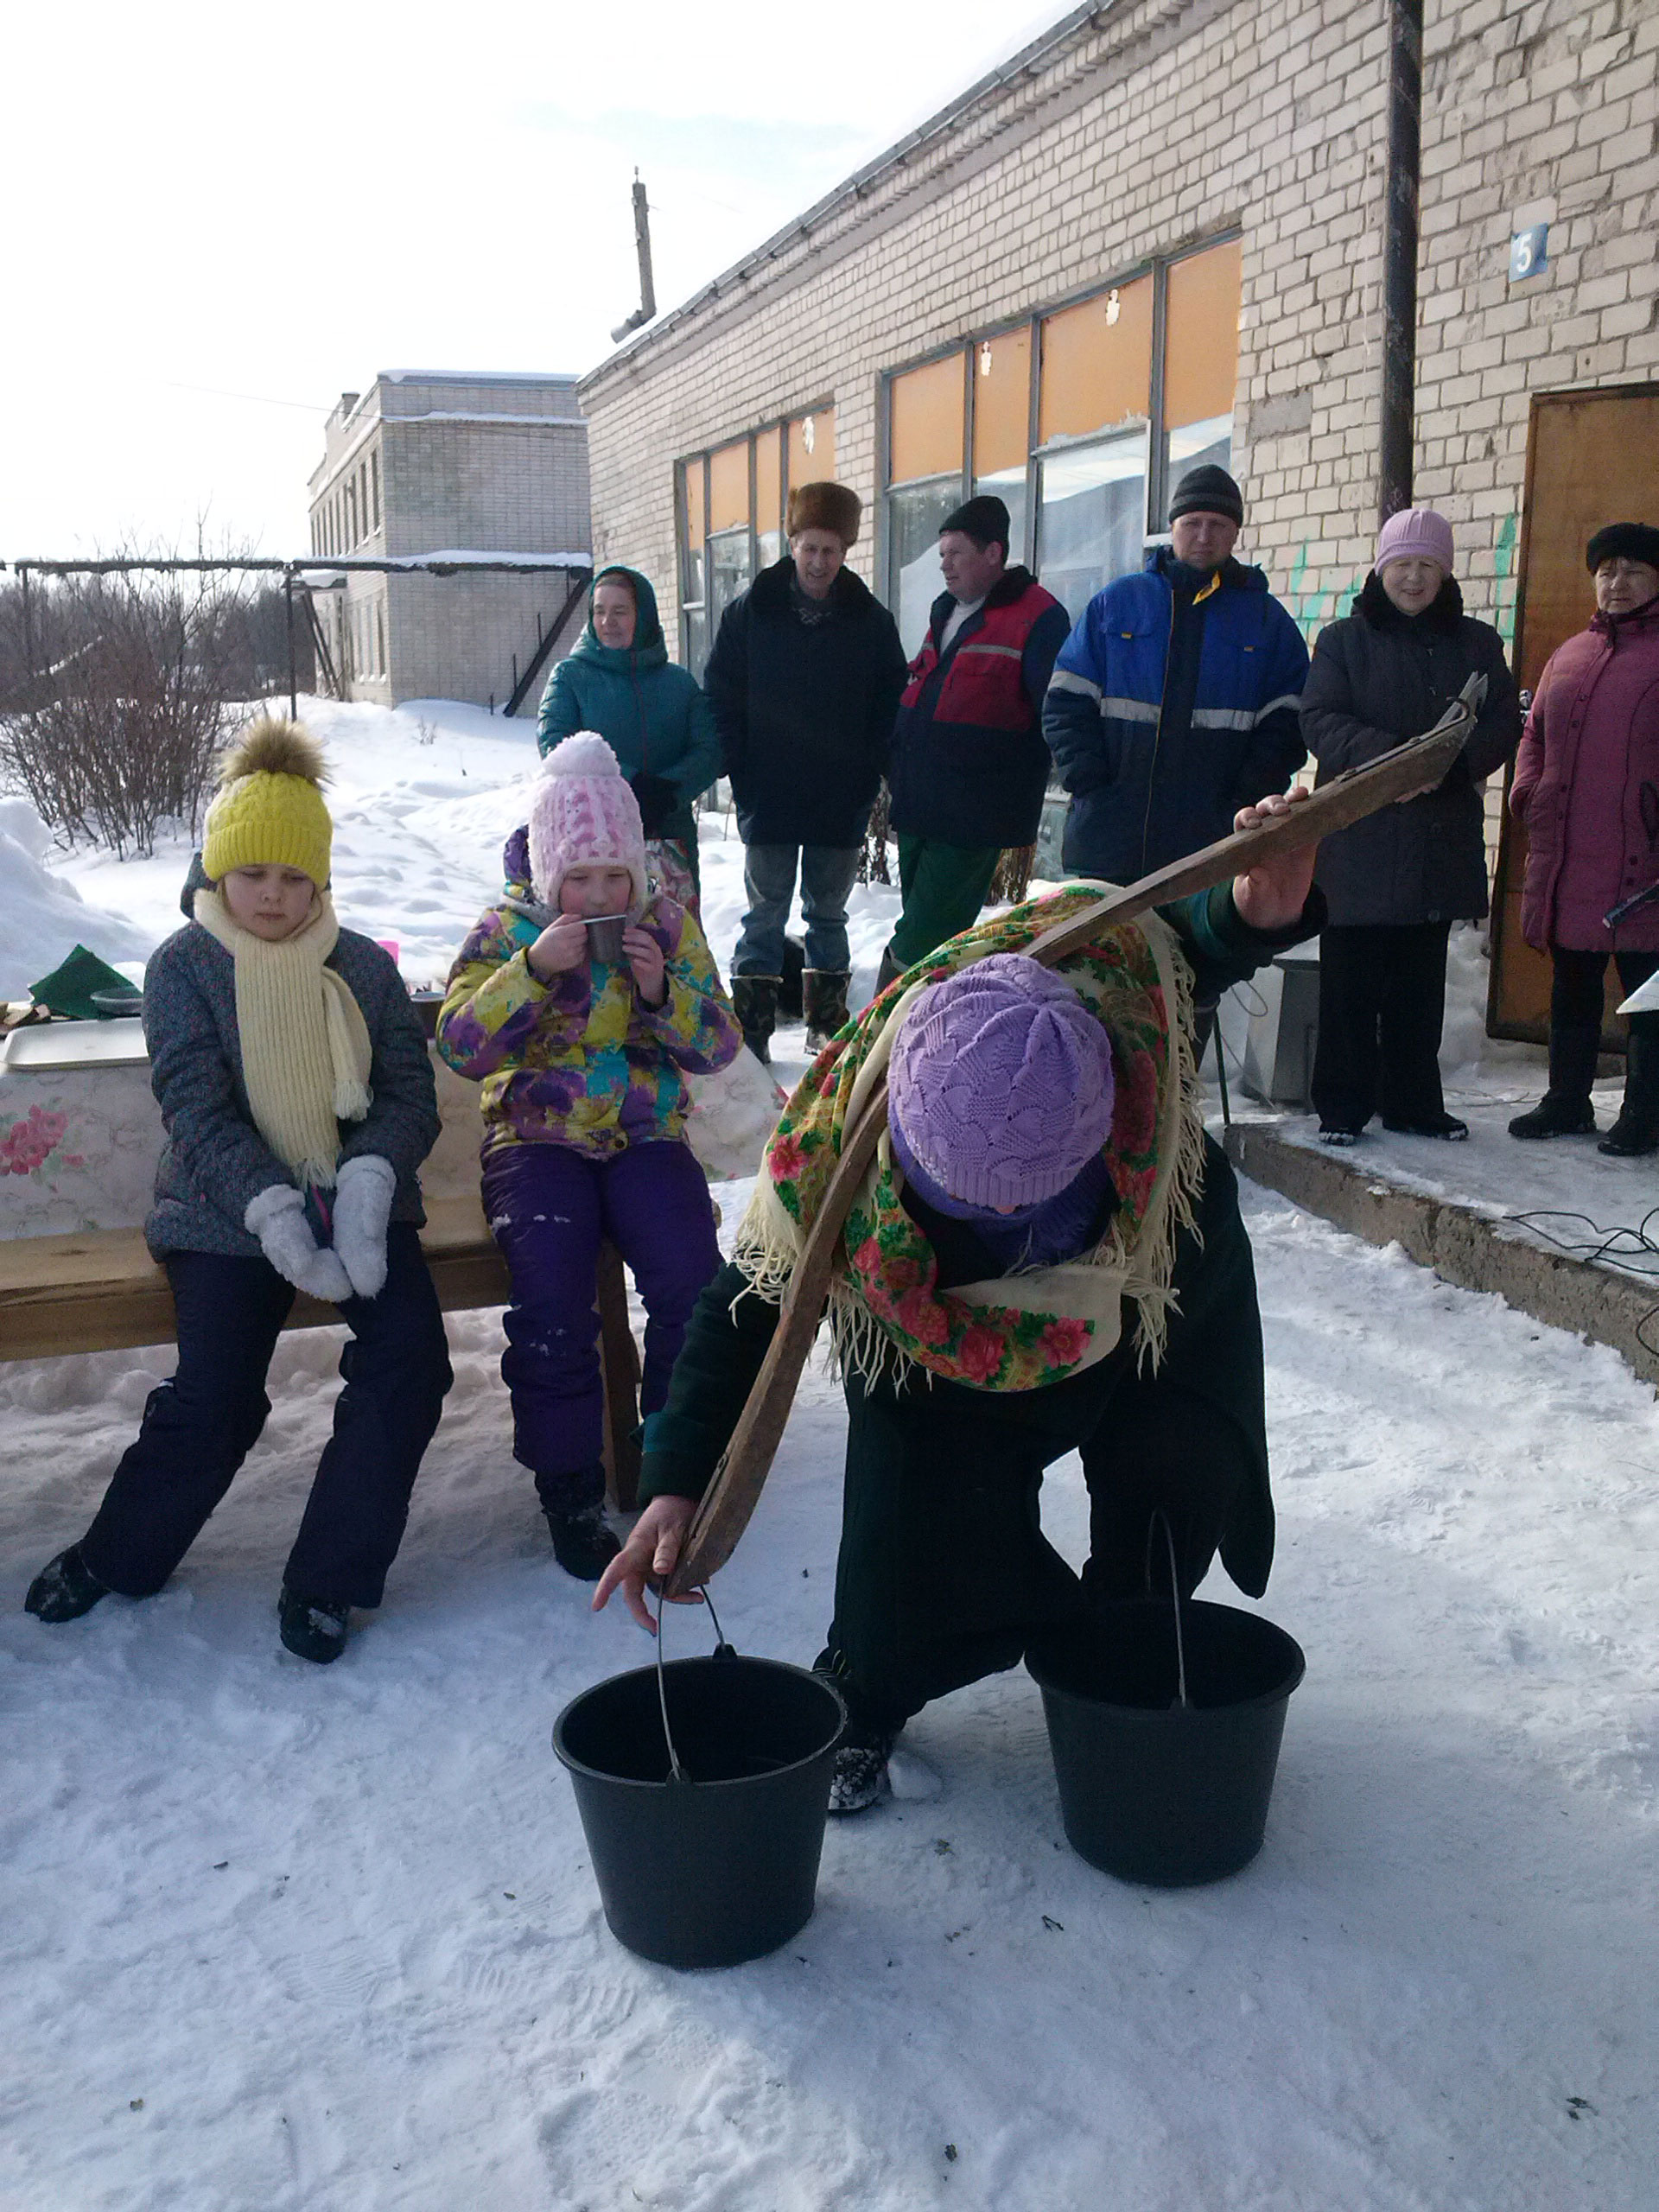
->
xmin=1043 ymin=465 xmax=1309 ymax=881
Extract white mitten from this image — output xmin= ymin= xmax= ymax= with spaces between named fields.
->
xmin=331 ymin=1154 xmax=397 ymax=1300
xmin=245 ymin=1185 xmax=353 ymax=1305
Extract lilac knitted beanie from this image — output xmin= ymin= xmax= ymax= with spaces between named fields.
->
xmin=1375 ymin=507 xmax=1455 ymax=575
xmin=887 ymin=954 xmax=1116 ymax=1214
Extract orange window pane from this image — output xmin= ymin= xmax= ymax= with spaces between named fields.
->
xmin=972 ymin=327 xmax=1032 ymax=478
xmin=709 ymin=440 xmax=750 ymax=533
xmin=755 ymin=425 xmax=783 ymax=536
xmin=787 ymin=409 xmax=836 ymax=488
xmin=1039 ymin=276 xmax=1153 ymax=445
xmin=1164 ymin=240 xmax=1243 ymax=430
xmin=888 ymin=355 xmax=964 ymax=485
xmin=682 ymin=456 xmax=705 ymax=546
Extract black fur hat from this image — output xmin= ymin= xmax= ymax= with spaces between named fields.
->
xmin=1586 ymin=521 xmax=1659 ymax=573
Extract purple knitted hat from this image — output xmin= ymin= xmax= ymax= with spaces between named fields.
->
xmin=1376 ymin=508 xmax=1455 ymax=576
xmin=887 ymin=954 xmax=1116 ymax=1215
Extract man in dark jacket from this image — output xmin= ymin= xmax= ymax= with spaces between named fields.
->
xmin=1044 ymin=466 xmax=1310 ymax=881
xmin=878 ymin=494 xmax=1071 ymax=988
xmin=704 ymin=481 xmax=908 ymax=1060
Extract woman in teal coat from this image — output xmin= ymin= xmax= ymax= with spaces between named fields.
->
xmin=537 ymin=566 xmax=721 ymax=905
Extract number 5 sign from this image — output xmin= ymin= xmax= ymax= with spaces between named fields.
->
xmin=1510 ymin=223 xmax=1549 ymax=283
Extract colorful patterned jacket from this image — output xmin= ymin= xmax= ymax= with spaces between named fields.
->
xmin=436 ymin=834 xmax=741 ymax=1156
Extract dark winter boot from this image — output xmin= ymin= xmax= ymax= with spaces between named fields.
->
xmin=828 ymin=1725 xmax=895 ymax=1815
xmin=24 ymin=1543 xmax=109 ymax=1624
xmin=803 ymin=969 xmax=852 ymax=1054
xmin=1599 ymin=1031 xmax=1659 ymax=1156
xmin=778 ymin=936 xmax=807 ymax=1021
xmin=730 ymin=974 xmax=780 ymax=1065
xmin=544 ymin=1502 xmax=621 ymax=1581
xmin=277 ymin=1586 xmax=350 ymax=1663
xmin=1509 ymin=1021 xmax=1600 ymax=1138
xmin=874 ymin=944 xmax=906 ymax=997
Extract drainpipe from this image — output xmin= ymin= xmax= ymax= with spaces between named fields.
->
xmin=609 ymin=174 xmax=657 ymax=344
xmin=1379 ymin=0 xmax=1423 ymax=521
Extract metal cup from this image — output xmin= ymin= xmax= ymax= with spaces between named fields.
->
xmin=585 ymin=913 xmax=629 ymax=964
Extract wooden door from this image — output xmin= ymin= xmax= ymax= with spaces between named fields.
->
xmin=1490 ymin=385 xmax=1659 ymax=1042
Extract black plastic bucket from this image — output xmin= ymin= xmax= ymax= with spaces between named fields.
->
xmin=1027 ymin=1598 xmax=1305 ymax=1886
xmin=553 ymin=1647 xmax=846 ymax=1968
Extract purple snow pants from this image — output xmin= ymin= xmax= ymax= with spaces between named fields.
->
xmin=480 ymin=1140 xmax=722 ymax=1512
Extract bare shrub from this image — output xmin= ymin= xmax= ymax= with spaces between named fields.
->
xmin=0 ymin=558 xmax=291 ymax=855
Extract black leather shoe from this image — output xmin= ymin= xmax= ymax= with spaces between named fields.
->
xmin=25 ymin=1544 xmax=110 ymax=1624
xmin=1598 ymin=1111 xmax=1659 ymax=1157
xmin=277 ymin=1587 xmax=350 ymax=1663
xmin=1509 ymin=1095 xmax=1596 ymax=1139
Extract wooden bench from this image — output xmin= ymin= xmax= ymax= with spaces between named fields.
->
xmin=0 ymin=1194 xmax=645 ymax=1509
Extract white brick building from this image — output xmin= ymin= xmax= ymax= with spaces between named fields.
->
xmin=577 ymin=0 xmax=1658 ymax=1031
xmin=306 ymin=372 xmax=592 ymax=712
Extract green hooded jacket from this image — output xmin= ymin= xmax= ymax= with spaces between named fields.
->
xmin=537 ymin=566 xmax=721 ymax=848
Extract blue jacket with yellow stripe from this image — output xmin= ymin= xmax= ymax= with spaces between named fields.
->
xmin=1043 ymin=547 xmax=1309 ymax=881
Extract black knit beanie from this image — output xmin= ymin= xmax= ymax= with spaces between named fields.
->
xmin=939 ymin=494 xmax=1011 ymax=553
xmin=1168 ymin=465 xmax=1244 ymax=527
xmin=1586 ymin=521 xmax=1659 ymax=573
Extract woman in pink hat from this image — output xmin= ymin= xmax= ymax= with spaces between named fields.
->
xmin=1300 ymin=508 xmax=1522 ymax=1144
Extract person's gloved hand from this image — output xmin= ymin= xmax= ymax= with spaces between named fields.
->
xmin=630 ymin=772 xmax=679 ymax=838
xmin=245 ymin=1184 xmax=353 ymax=1304
xmin=331 ymin=1154 xmax=397 ymax=1300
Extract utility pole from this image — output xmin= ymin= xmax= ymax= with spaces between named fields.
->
xmin=610 ymin=173 xmax=657 ymax=344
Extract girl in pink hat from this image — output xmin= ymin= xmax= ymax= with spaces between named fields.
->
xmin=436 ymin=734 xmax=741 ymax=1577
xmin=1301 ymin=508 xmax=1522 ymax=1145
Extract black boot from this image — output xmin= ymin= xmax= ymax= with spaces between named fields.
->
xmin=1509 ymin=1021 xmax=1600 ymax=1138
xmin=25 ymin=1544 xmax=109 ymax=1624
xmin=803 ymin=969 xmax=851 ymax=1054
xmin=1599 ymin=1031 xmax=1659 ymax=1156
xmin=730 ymin=974 xmax=780 ymax=1065
xmin=277 ymin=1586 xmax=350 ymax=1663
xmin=544 ymin=1502 xmax=621 ymax=1581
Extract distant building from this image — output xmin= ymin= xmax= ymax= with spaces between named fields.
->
xmin=305 ymin=371 xmax=591 ymax=712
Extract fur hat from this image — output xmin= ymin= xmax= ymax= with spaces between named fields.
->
xmin=887 ymin=953 xmax=1116 ymax=1215
xmin=1376 ymin=507 xmax=1456 ymax=575
xmin=202 ymin=717 xmax=332 ymax=887
xmin=786 ymin=480 xmax=861 ymax=547
xmin=1168 ymin=465 xmax=1244 ymax=527
xmin=1586 ymin=522 xmax=1659 ymax=575
xmin=528 ymin=731 xmax=648 ymax=915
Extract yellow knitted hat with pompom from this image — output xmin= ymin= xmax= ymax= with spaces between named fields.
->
xmin=202 ymin=718 xmax=333 ymax=887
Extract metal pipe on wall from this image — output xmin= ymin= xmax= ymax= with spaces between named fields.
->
xmin=1379 ymin=0 xmax=1424 ymax=522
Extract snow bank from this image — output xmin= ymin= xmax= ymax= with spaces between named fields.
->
xmin=0 ymin=797 xmax=150 ymax=1001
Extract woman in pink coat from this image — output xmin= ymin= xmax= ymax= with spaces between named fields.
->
xmin=1510 ymin=522 xmax=1659 ymax=1156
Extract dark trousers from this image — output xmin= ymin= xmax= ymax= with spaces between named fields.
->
xmin=1548 ymin=945 xmax=1659 ymax=1089
xmin=1311 ymin=921 xmax=1452 ymax=1133
xmin=481 ymin=1140 xmax=722 ymax=1510
xmin=888 ymin=833 xmax=1003 ymax=969
xmin=817 ymin=1140 xmax=1272 ymax=1733
xmin=79 ymin=1224 xmax=451 ymax=1607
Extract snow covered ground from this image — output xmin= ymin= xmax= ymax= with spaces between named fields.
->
xmin=5 ymin=699 xmax=1658 ymax=2209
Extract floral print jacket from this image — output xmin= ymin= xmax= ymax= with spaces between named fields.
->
xmin=436 ymin=852 xmax=741 ymax=1158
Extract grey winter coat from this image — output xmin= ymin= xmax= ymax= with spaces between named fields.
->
xmin=1300 ymin=575 xmax=1522 ymax=926
xmin=143 ymin=870 xmax=439 ymax=1260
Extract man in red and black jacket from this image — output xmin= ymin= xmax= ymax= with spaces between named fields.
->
xmin=878 ymin=496 xmax=1071 ymax=987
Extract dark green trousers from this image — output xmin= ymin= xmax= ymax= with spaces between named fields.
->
xmin=887 ymin=833 xmax=1004 ymax=969
xmin=818 ymin=1141 xmax=1271 ymax=1733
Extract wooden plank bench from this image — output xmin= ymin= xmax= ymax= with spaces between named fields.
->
xmin=0 ymin=1194 xmax=645 ymax=1508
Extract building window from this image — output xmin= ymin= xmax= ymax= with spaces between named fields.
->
xmin=370 ymin=448 xmax=381 ymax=533
xmin=674 ymin=405 xmax=836 ymax=675
xmin=375 ymin=598 xmax=386 ymax=678
xmin=880 ymin=237 xmax=1241 ymax=634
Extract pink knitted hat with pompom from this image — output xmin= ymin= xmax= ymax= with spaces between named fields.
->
xmin=528 ymin=731 xmax=648 ymax=914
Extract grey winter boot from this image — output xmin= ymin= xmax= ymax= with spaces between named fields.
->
xmin=803 ymin=970 xmax=852 ymax=1054
xmin=1509 ymin=1021 xmax=1600 ymax=1138
xmin=730 ymin=974 xmax=781 ymax=1065
xmin=1599 ymin=1029 xmax=1659 ymax=1156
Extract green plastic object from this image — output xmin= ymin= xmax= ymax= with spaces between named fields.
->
xmin=29 ymin=944 xmax=139 ymax=1022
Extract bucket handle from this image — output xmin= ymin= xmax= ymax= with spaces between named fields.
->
xmin=653 ymin=1582 xmax=735 ymax=1784
xmin=1142 ymin=1510 xmax=1190 ymax=1710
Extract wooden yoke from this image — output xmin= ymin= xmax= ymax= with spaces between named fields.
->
xmin=665 ymin=689 xmax=1481 ymax=1597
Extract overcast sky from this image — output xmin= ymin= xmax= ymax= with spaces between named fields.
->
xmin=3 ymin=0 xmax=1065 ymax=560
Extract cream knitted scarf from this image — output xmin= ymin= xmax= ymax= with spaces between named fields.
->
xmin=194 ymin=887 xmax=372 ymax=1188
